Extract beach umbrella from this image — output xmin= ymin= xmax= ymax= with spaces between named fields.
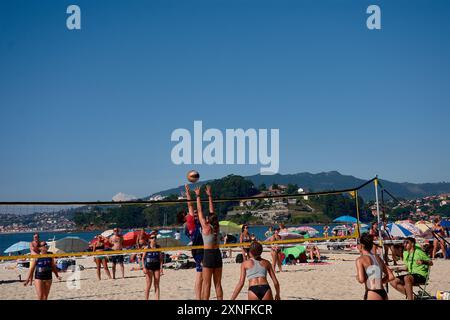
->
xmin=277 ymin=232 xmax=304 ymax=241
xmin=219 ymin=221 xmax=242 ymax=234
xmin=122 ymin=231 xmax=142 ymax=247
xmin=386 ymin=223 xmax=413 ymax=238
xmin=282 ymin=246 xmax=306 ymax=259
xmin=101 ymin=229 xmax=114 ymax=238
xmin=440 ymin=220 xmax=450 ymax=228
xmin=395 ymin=219 xmax=414 ymax=224
xmin=295 ymin=226 xmax=319 ymax=235
xmin=395 ymin=222 xmax=421 ymax=236
xmin=4 ymin=241 xmax=30 ymax=254
xmin=48 ymin=237 xmax=88 ymax=254
xmin=415 ymin=221 xmax=433 ymax=233
xmin=333 ymin=215 xmax=357 ymax=223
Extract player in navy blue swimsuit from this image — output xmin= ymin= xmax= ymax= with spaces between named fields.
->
xmin=24 ymin=241 xmax=61 ymax=300
xmin=141 ymin=232 xmax=163 ymax=300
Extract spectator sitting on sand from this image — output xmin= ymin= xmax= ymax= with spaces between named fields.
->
xmin=306 ymin=243 xmax=321 ymax=262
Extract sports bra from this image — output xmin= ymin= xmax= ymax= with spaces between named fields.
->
xmin=363 ymin=254 xmax=383 ymax=290
xmin=247 ymin=258 xmax=268 ymax=280
xmin=202 ymin=224 xmax=217 ymax=246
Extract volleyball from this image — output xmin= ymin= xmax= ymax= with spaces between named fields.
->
xmin=187 ymin=170 xmax=200 ymax=183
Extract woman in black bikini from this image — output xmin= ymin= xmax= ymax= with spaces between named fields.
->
xmin=141 ymin=232 xmax=163 ymax=300
xmin=24 ymin=241 xmax=61 ymax=300
xmin=231 ymin=241 xmax=280 ymax=300
xmin=194 ymin=185 xmax=223 ymax=300
xmin=240 ymin=224 xmax=251 ymax=260
xmin=355 ymin=233 xmax=394 ymax=300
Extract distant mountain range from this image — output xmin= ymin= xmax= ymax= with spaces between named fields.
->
xmin=149 ymin=171 xmax=450 ymax=201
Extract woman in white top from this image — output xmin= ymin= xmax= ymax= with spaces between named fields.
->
xmin=355 ymin=233 xmax=395 ymax=300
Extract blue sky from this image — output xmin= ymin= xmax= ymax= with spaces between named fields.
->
xmin=1 ymin=0 xmax=449 ymax=201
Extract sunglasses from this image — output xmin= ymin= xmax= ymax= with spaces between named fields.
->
xmin=149 ymin=236 xmax=156 ymax=240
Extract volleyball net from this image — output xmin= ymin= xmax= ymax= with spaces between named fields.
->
xmin=0 ymin=177 xmax=380 ymax=261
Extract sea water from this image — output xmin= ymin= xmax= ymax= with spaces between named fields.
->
xmin=0 ymin=224 xmax=340 ymax=256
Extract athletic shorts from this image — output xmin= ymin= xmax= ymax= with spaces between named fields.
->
xmin=35 ymin=272 xmax=52 ymax=281
xmin=144 ymin=261 xmax=160 ymax=271
xmin=110 ymin=255 xmax=124 ymax=264
xmin=398 ymin=273 xmax=427 ymax=285
xmin=193 ymin=251 xmax=204 ymax=272
xmin=203 ymin=248 xmax=223 ymax=269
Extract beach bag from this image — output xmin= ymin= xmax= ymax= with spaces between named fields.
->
xmin=235 ymin=254 xmax=244 ymax=263
xmin=298 ymin=252 xmax=307 ymax=263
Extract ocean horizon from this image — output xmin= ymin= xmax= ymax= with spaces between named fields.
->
xmin=0 ymin=224 xmax=348 ymax=256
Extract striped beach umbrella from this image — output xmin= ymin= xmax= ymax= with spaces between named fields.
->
xmin=415 ymin=221 xmax=433 ymax=233
xmin=386 ymin=223 xmax=413 ymax=238
xmin=395 ymin=222 xmax=422 ymax=236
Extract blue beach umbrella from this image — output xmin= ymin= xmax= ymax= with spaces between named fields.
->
xmin=440 ymin=220 xmax=450 ymax=228
xmin=333 ymin=215 xmax=357 ymax=223
xmin=4 ymin=241 xmax=30 ymax=254
xmin=386 ymin=223 xmax=413 ymax=238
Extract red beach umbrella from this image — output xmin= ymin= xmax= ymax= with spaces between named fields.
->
xmin=122 ymin=230 xmax=145 ymax=247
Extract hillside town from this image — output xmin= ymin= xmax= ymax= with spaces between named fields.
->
xmin=380 ymin=192 xmax=450 ymax=221
xmin=0 ymin=211 xmax=76 ymax=233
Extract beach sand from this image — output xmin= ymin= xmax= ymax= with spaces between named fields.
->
xmin=1 ymin=250 xmax=449 ymax=300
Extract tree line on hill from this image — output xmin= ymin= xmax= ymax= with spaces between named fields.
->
xmin=71 ymin=175 xmax=411 ymax=229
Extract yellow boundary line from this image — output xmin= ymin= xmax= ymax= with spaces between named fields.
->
xmin=0 ymin=235 xmax=358 ymax=261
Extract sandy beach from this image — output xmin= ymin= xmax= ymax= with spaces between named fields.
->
xmin=1 ymin=249 xmax=449 ymax=300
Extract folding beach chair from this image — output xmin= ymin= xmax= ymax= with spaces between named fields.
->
xmin=413 ymin=268 xmax=433 ymax=300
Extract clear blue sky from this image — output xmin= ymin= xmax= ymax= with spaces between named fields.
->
xmin=1 ymin=0 xmax=449 ymax=201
